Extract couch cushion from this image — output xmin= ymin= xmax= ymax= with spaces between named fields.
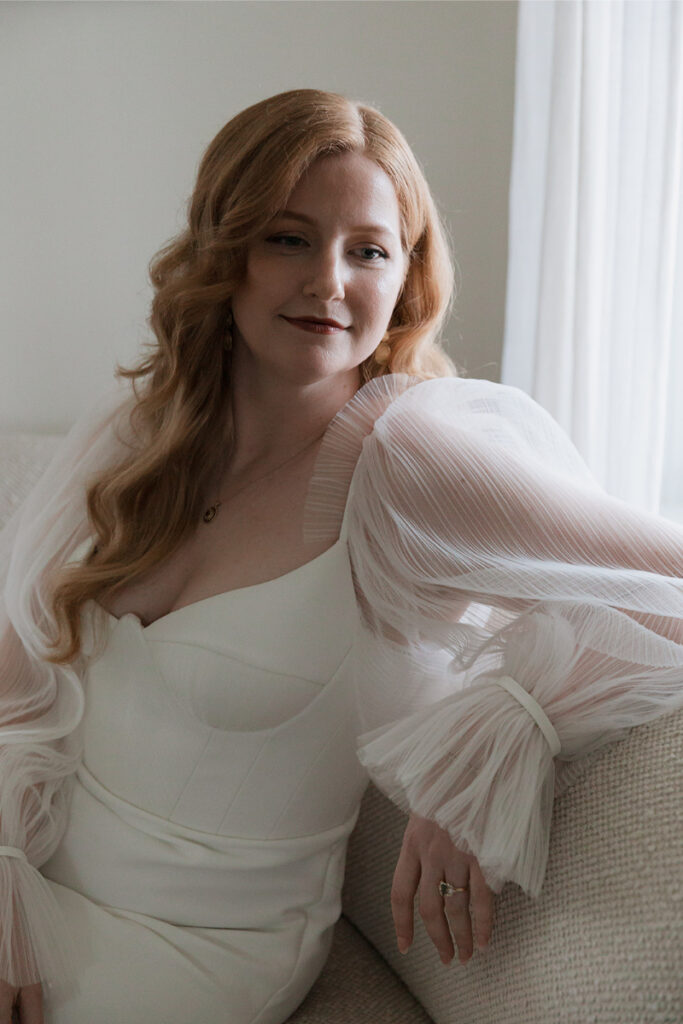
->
xmin=287 ymin=916 xmax=433 ymax=1023
xmin=343 ymin=710 xmax=683 ymax=1024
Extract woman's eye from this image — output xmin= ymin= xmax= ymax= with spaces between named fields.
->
xmin=358 ymin=247 xmax=388 ymax=262
xmin=266 ymin=235 xmax=388 ymax=262
xmin=268 ymin=234 xmax=306 ymax=247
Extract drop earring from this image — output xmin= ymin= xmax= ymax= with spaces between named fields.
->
xmin=373 ymin=330 xmax=391 ymax=367
xmin=224 ymin=309 xmax=234 ymax=352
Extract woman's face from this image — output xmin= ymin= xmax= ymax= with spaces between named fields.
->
xmin=230 ymin=151 xmax=409 ymax=388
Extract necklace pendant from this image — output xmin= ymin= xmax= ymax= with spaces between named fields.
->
xmin=203 ymin=502 xmax=220 ymax=523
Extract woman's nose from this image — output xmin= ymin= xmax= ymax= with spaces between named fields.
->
xmin=302 ymin=250 xmax=346 ymax=301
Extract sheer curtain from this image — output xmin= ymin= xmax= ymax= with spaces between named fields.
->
xmin=502 ymin=0 xmax=683 ymax=521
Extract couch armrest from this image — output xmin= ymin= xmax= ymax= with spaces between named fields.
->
xmin=342 ymin=714 xmax=683 ymax=1024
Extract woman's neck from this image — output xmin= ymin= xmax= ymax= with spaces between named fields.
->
xmin=227 ymin=356 xmax=361 ymax=473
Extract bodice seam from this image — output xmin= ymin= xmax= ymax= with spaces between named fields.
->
xmin=266 ymin=717 xmax=351 ymax=838
xmin=76 ymin=759 xmax=361 ymax=844
xmin=145 ymin=637 xmax=340 ymax=688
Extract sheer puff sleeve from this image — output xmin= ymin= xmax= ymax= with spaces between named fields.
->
xmin=0 ymin=382 xmax=135 ymax=997
xmin=305 ymin=374 xmax=683 ymax=899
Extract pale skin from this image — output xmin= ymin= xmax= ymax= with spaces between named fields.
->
xmin=2 ymin=150 xmax=492 ymax=1021
xmin=0 ymin=983 xmax=43 ymax=1024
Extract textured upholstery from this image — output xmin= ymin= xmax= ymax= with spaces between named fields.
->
xmin=342 ymin=719 xmax=683 ymax=1024
xmin=288 ymin=917 xmax=432 ymax=1023
xmin=2 ymin=433 xmax=682 ymax=1024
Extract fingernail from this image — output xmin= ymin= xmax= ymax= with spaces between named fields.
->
xmin=397 ymin=938 xmax=410 ymax=954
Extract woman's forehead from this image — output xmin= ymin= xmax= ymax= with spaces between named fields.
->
xmin=280 ymin=153 xmax=403 ymax=232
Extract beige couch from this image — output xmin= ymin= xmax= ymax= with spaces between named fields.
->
xmin=2 ymin=433 xmax=682 ymax=1024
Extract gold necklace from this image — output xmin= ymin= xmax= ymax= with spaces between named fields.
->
xmin=202 ymin=431 xmax=326 ymax=523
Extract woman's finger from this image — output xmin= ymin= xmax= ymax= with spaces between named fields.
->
xmin=16 ymin=984 xmax=43 ymax=1024
xmin=0 ymin=979 xmax=18 ymax=1024
xmin=439 ymin=864 xmax=474 ymax=965
xmin=390 ymin=834 xmax=421 ymax=953
xmin=418 ymin=864 xmax=462 ymax=965
xmin=468 ymin=858 xmax=495 ymax=949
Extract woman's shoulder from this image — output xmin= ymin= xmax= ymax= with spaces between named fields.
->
xmin=305 ymin=375 xmax=504 ymax=542
xmin=341 ymin=372 xmax=602 ymax=522
xmin=354 ymin=373 xmax=542 ymax=467
xmin=346 ymin=373 xmax=544 ymax=441
xmin=327 ymin=372 xmax=510 ymax=448
xmin=304 ymin=373 xmax=587 ymax=543
xmin=363 ymin=373 xmax=597 ymax=486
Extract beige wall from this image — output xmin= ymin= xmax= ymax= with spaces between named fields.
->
xmin=1 ymin=0 xmax=518 ymax=432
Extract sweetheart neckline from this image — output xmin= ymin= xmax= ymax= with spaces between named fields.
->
xmin=97 ymin=537 xmax=346 ymax=632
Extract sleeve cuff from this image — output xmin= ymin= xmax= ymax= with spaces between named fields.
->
xmin=0 ymin=854 xmax=79 ymax=1001
xmin=0 ymin=846 xmax=29 ymax=863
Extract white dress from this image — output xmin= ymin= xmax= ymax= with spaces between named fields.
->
xmin=2 ymin=372 xmax=683 ymax=1020
xmin=38 ymin=496 xmax=368 ymax=1023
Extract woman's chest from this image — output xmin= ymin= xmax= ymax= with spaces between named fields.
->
xmin=73 ymin=540 xmax=367 ymax=840
xmin=97 ymin=464 xmax=335 ymax=627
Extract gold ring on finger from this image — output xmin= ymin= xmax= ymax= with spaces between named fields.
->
xmin=439 ymin=880 xmax=469 ymax=898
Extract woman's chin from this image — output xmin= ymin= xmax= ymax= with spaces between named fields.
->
xmin=275 ymin=349 xmax=360 ymax=386
xmin=233 ymin=338 xmax=366 ymax=388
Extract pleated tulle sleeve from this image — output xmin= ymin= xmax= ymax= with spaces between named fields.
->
xmin=0 ymin=382 xmax=135 ymax=997
xmin=305 ymin=374 xmax=683 ymax=899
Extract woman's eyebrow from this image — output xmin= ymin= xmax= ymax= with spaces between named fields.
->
xmin=275 ymin=209 xmax=397 ymax=238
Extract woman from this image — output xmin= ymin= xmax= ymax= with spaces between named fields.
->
xmin=1 ymin=89 xmax=683 ymax=1024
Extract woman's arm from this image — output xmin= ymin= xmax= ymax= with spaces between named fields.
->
xmin=329 ymin=375 xmax=683 ymax=962
xmin=0 ymin=384 xmax=132 ymax=997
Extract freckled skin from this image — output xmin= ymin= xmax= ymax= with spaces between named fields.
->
xmin=229 ymin=151 xmax=409 ymax=391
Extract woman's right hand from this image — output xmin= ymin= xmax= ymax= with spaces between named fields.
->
xmin=0 ymin=980 xmax=43 ymax=1024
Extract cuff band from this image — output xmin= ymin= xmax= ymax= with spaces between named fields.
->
xmin=0 ymin=845 xmax=29 ymax=864
xmin=490 ymin=675 xmax=562 ymax=756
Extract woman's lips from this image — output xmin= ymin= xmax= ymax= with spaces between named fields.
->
xmin=281 ymin=316 xmax=348 ymax=335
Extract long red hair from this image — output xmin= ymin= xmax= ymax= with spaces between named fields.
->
xmin=45 ymin=88 xmax=458 ymax=664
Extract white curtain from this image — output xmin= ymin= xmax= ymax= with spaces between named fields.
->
xmin=503 ymin=0 xmax=683 ymax=521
